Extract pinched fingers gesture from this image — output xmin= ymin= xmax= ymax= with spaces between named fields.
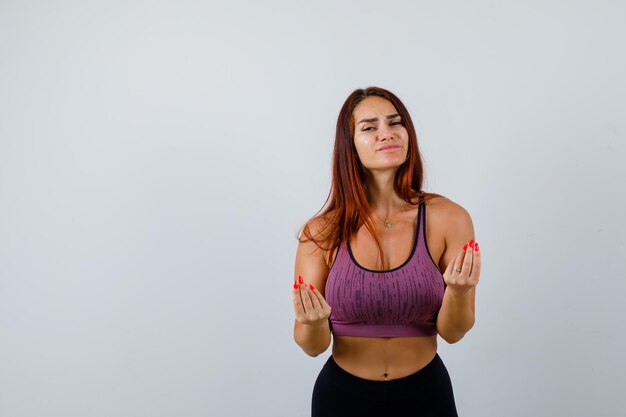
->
xmin=292 ymin=275 xmax=331 ymax=326
xmin=443 ymin=240 xmax=481 ymax=294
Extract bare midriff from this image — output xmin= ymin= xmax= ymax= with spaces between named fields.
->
xmin=331 ymin=334 xmax=438 ymax=381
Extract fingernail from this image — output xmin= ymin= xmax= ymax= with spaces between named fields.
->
xmin=469 ymin=239 xmax=474 ymax=248
xmin=309 ymin=284 xmax=315 ymax=290
xmin=474 ymin=242 xmax=479 ymax=251
xmin=298 ymin=275 xmax=304 ymax=284
xmin=293 ymin=282 xmax=299 ymax=289
xmin=463 ymin=243 xmax=468 ymax=250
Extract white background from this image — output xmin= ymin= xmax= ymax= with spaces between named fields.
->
xmin=1 ymin=1 xmax=625 ymax=416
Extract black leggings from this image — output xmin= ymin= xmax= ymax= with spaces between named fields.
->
xmin=311 ymin=353 xmax=458 ymax=417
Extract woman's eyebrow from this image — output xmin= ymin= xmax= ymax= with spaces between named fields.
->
xmin=357 ymin=113 xmax=401 ymax=124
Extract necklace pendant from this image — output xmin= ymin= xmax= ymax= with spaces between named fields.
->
xmin=383 ymin=220 xmax=392 ymax=229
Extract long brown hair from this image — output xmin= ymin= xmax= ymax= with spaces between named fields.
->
xmin=298 ymin=86 xmax=443 ymax=270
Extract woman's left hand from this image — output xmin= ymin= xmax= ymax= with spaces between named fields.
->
xmin=442 ymin=240 xmax=481 ymax=294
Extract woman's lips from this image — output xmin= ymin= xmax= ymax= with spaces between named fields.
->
xmin=377 ymin=145 xmax=401 ymax=152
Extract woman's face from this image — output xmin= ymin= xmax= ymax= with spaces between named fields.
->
xmin=352 ymin=96 xmax=409 ymax=172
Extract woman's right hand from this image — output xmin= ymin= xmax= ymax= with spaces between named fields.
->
xmin=292 ymin=275 xmax=332 ymax=326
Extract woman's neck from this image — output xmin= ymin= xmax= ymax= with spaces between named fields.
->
xmin=364 ymin=172 xmax=409 ymax=219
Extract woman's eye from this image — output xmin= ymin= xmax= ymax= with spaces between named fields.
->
xmin=362 ymin=122 xmax=401 ymax=131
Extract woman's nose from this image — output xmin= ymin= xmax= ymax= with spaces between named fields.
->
xmin=377 ymin=125 xmax=392 ymax=141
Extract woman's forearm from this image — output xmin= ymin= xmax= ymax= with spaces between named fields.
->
xmin=294 ymin=320 xmax=331 ymax=357
xmin=436 ymin=288 xmax=475 ymax=344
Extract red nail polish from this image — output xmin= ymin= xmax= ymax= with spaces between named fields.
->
xmin=298 ymin=275 xmax=304 ymax=285
xmin=469 ymin=239 xmax=474 ymax=248
xmin=463 ymin=244 xmax=468 ymax=250
xmin=293 ymin=282 xmax=298 ymax=289
xmin=309 ymin=284 xmax=315 ymax=290
xmin=474 ymin=242 xmax=479 ymax=251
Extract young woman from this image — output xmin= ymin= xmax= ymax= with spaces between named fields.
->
xmin=292 ymin=86 xmax=481 ymax=416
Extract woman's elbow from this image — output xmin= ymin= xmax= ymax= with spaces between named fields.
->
xmin=293 ymin=333 xmax=330 ymax=357
xmin=438 ymin=321 xmax=475 ymax=344
xmin=303 ymin=347 xmax=326 ymax=357
xmin=297 ymin=342 xmax=330 ymax=357
xmin=439 ymin=332 xmax=464 ymax=344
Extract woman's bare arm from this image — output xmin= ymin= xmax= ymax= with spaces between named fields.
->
xmin=292 ymin=219 xmax=333 ymax=357
xmin=436 ymin=202 xmax=480 ymax=344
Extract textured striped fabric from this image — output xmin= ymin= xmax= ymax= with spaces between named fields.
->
xmin=325 ymin=201 xmax=445 ymax=337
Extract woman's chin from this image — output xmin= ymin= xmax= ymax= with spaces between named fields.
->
xmin=363 ymin=164 xmax=404 ymax=173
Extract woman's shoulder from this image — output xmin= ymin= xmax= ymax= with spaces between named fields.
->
xmin=297 ymin=209 xmax=340 ymax=270
xmin=299 ymin=209 xmax=339 ymax=241
xmin=422 ymin=193 xmax=473 ymax=229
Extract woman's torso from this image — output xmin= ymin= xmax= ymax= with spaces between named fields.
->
xmin=323 ymin=196 xmax=448 ymax=381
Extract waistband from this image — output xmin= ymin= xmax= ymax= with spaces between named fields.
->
xmin=323 ymin=353 xmax=447 ymax=400
xmin=330 ymin=323 xmax=437 ymax=338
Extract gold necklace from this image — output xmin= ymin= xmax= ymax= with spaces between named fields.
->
xmin=377 ymin=196 xmax=422 ymax=229
xmin=373 ymin=212 xmax=397 ymax=229
xmin=375 ymin=202 xmax=413 ymax=229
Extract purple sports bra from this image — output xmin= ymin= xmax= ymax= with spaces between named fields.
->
xmin=324 ymin=201 xmax=445 ymax=338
